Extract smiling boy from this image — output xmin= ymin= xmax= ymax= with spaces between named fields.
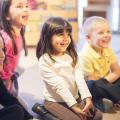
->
xmin=79 ymin=16 xmax=120 ymax=112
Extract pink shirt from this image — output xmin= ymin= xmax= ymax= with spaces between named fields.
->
xmin=0 ymin=30 xmax=23 ymax=80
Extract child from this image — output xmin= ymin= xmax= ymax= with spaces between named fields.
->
xmin=79 ymin=16 xmax=120 ymax=111
xmin=36 ymin=17 xmax=102 ymax=120
xmin=0 ymin=32 xmax=33 ymax=120
xmin=0 ymin=0 xmax=29 ymax=96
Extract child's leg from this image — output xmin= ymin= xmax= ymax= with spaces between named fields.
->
xmin=93 ymin=108 xmax=102 ymax=120
xmin=94 ymin=78 xmax=120 ymax=103
xmin=0 ymin=105 xmax=24 ymax=120
xmin=0 ymin=79 xmax=33 ymax=120
xmin=86 ymin=80 xmax=102 ymax=101
xmin=94 ymin=98 xmax=113 ymax=112
xmin=44 ymin=100 xmax=83 ymax=120
xmin=86 ymin=80 xmax=105 ymax=112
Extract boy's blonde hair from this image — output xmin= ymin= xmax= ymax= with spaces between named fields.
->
xmin=82 ymin=16 xmax=108 ymax=35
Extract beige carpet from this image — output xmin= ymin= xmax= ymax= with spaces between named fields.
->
xmin=103 ymin=107 xmax=120 ymax=120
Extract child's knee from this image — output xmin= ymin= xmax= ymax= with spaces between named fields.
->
xmin=93 ymin=109 xmax=103 ymax=120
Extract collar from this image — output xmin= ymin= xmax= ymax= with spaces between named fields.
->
xmin=85 ymin=43 xmax=110 ymax=59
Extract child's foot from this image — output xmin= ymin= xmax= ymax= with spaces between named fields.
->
xmin=29 ymin=118 xmax=39 ymax=120
xmin=94 ymin=98 xmax=113 ymax=113
xmin=114 ymin=101 xmax=120 ymax=108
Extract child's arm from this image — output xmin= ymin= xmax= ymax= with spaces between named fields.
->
xmin=79 ymin=54 xmax=98 ymax=81
xmin=85 ymin=74 xmax=96 ymax=81
xmin=82 ymin=97 xmax=93 ymax=113
xmin=105 ymin=62 xmax=120 ymax=83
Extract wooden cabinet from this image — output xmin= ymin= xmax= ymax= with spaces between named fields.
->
xmin=88 ymin=0 xmax=110 ymax=4
xmin=25 ymin=0 xmax=78 ymax=46
xmin=83 ymin=0 xmax=110 ymax=21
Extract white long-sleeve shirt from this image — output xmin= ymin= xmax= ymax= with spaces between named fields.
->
xmin=39 ymin=53 xmax=91 ymax=107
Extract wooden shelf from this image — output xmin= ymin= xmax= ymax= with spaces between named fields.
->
xmin=83 ymin=0 xmax=110 ymax=20
xmin=84 ymin=5 xmax=108 ymax=12
xmin=88 ymin=0 xmax=110 ymax=5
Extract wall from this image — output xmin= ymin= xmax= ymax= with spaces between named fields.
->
xmin=26 ymin=0 xmax=78 ymax=46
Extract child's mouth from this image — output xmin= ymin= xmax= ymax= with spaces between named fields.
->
xmin=22 ymin=15 xmax=29 ymax=21
xmin=60 ymin=43 xmax=68 ymax=46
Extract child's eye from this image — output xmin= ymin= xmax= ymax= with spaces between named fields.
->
xmin=16 ymin=3 xmax=29 ymax=8
xmin=16 ymin=4 xmax=23 ymax=8
xmin=98 ymin=31 xmax=104 ymax=34
xmin=25 ymin=4 xmax=30 ymax=8
xmin=67 ymin=33 xmax=71 ymax=36
xmin=57 ymin=33 xmax=64 ymax=36
xmin=107 ymin=30 xmax=111 ymax=34
xmin=26 ymin=5 xmax=28 ymax=8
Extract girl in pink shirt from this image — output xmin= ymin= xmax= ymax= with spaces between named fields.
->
xmin=0 ymin=0 xmax=30 ymax=96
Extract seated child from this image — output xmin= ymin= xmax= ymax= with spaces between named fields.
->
xmin=36 ymin=16 xmax=102 ymax=120
xmin=79 ymin=16 xmax=120 ymax=112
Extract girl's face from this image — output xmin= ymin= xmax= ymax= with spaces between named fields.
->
xmin=51 ymin=31 xmax=71 ymax=56
xmin=7 ymin=0 xmax=30 ymax=29
xmin=88 ymin=22 xmax=111 ymax=50
xmin=0 ymin=39 xmax=5 ymax=72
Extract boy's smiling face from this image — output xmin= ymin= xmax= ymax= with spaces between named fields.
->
xmin=87 ymin=22 xmax=111 ymax=50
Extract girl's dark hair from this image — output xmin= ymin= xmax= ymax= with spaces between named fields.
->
xmin=0 ymin=0 xmax=27 ymax=55
xmin=36 ymin=17 xmax=78 ymax=66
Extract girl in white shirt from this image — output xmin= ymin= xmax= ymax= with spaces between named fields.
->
xmin=36 ymin=17 xmax=102 ymax=120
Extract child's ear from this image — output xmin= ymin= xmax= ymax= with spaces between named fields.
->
xmin=86 ymin=35 xmax=91 ymax=43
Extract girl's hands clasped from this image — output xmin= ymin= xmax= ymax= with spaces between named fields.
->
xmin=71 ymin=103 xmax=87 ymax=120
xmin=71 ymin=98 xmax=94 ymax=120
xmin=82 ymin=98 xmax=94 ymax=118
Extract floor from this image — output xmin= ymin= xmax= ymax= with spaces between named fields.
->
xmin=18 ymin=33 xmax=120 ymax=119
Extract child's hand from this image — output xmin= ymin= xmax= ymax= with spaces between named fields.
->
xmin=4 ymin=79 xmax=18 ymax=96
xmin=114 ymin=100 xmax=120 ymax=108
xmin=71 ymin=103 xmax=87 ymax=120
xmin=3 ymin=79 xmax=12 ymax=91
xmin=82 ymin=98 xmax=94 ymax=117
xmin=4 ymin=80 xmax=12 ymax=91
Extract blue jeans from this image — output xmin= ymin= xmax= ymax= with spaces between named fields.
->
xmin=86 ymin=80 xmax=102 ymax=101
xmin=86 ymin=80 xmax=113 ymax=112
xmin=86 ymin=80 xmax=106 ymax=111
